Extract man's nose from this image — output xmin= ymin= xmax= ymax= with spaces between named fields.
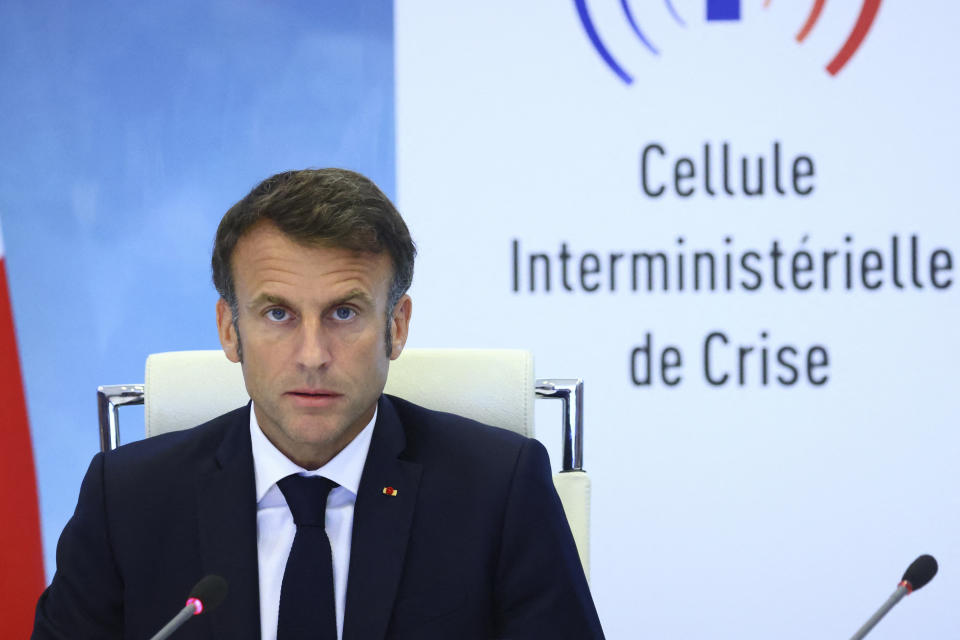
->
xmin=295 ymin=320 xmax=331 ymax=369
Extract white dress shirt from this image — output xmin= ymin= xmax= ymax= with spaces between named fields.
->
xmin=250 ymin=403 xmax=375 ymax=640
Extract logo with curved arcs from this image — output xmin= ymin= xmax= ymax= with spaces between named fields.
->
xmin=575 ymin=0 xmax=882 ymax=84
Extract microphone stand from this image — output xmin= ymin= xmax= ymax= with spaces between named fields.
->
xmin=149 ymin=601 xmax=200 ymax=640
xmin=849 ymin=582 xmax=908 ymax=640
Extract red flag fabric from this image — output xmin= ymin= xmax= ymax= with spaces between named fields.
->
xmin=0 ymin=226 xmax=45 ymax=636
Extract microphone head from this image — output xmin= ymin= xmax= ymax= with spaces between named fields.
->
xmin=188 ymin=575 xmax=228 ymax=614
xmin=901 ymin=554 xmax=938 ymax=591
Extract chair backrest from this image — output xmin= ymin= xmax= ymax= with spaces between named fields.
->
xmin=145 ymin=349 xmax=535 ymax=439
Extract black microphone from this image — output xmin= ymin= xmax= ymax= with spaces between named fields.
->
xmin=148 ymin=575 xmax=228 ymax=640
xmin=849 ymin=554 xmax=938 ymax=640
xmin=900 ymin=554 xmax=938 ymax=592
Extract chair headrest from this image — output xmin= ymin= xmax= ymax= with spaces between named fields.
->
xmin=144 ymin=348 xmax=534 ymax=439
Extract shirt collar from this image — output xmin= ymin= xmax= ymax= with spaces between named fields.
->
xmin=249 ymin=402 xmax=376 ymax=503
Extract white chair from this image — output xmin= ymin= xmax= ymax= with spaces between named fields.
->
xmin=97 ymin=349 xmax=591 ymax=577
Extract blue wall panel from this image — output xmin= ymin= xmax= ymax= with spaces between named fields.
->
xmin=0 ymin=0 xmax=395 ymax=579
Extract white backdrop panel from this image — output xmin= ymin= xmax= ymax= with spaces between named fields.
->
xmin=396 ymin=2 xmax=959 ymax=638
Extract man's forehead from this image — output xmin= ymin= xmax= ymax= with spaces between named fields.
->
xmin=232 ymin=224 xmax=389 ymax=271
xmin=230 ymin=225 xmax=392 ymax=299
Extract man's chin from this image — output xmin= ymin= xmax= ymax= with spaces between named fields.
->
xmin=267 ymin=424 xmax=347 ymax=468
xmin=284 ymin=421 xmax=343 ymax=445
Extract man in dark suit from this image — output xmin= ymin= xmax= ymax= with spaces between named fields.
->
xmin=33 ymin=169 xmax=603 ymax=639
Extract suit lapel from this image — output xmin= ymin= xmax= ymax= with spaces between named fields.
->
xmin=343 ymin=396 xmax=422 ymax=640
xmin=196 ymin=406 xmax=261 ymax=639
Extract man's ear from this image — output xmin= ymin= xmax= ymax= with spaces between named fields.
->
xmin=388 ymin=295 xmax=412 ymax=360
xmin=216 ymin=298 xmax=241 ymax=363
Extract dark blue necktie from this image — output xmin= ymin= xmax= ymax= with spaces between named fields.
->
xmin=276 ymin=474 xmax=339 ymax=640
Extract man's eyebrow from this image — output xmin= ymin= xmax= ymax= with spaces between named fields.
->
xmin=248 ymin=293 xmax=292 ymax=309
xmin=247 ymin=290 xmax=376 ymax=309
xmin=330 ymin=289 xmax=375 ymax=308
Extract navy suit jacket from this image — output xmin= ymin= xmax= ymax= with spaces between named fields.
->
xmin=33 ymin=395 xmax=604 ymax=639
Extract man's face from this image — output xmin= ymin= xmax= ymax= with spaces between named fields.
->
xmin=216 ymin=222 xmax=411 ymax=469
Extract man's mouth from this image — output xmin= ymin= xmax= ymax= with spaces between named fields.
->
xmin=286 ymin=390 xmax=342 ymax=406
xmin=289 ymin=390 xmax=338 ymax=396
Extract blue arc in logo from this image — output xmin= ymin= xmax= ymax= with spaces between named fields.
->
xmin=621 ymin=0 xmax=659 ymax=55
xmin=664 ymin=0 xmax=686 ymax=27
xmin=574 ymin=0 xmax=634 ymax=84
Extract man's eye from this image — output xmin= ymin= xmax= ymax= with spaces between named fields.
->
xmin=267 ymin=308 xmax=289 ymax=322
xmin=332 ymin=307 xmax=356 ymax=321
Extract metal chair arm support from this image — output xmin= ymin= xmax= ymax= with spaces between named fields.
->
xmin=534 ymin=378 xmax=584 ymax=472
xmin=97 ymin=385 xmax=144 ymax=452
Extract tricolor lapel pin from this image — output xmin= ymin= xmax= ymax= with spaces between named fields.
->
xmin=382 ymin=486 xmax=398 ymax=497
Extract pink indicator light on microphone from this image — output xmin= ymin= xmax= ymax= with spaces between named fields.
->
xmin=186 ymin=597 xmax=204 ymax=615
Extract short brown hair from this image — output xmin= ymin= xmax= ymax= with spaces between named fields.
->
xmin=212 ymin=168 xmax=416 ymax=316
